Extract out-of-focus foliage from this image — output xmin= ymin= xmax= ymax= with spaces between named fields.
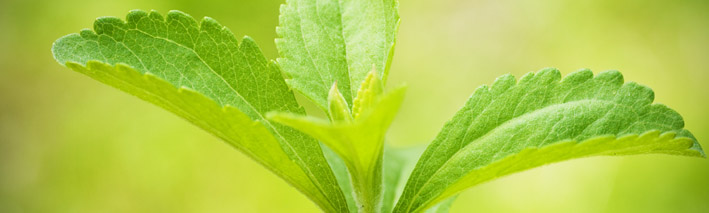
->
xmin=1 ymin=0 xmax=707 ymax=212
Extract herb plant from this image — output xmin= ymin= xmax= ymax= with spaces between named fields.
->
xmin=51 ymin=0 xmax=704 ymax=212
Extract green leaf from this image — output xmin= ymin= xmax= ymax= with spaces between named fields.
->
xmin=268 ymin=76 xmax=406 ymax=212
xmin=328 ymin=82 xmax=354 ymax=123
xmin=394 ymin=68 xmax=705 ymax=212
xmin=51 ymin=10 xmax=348 ymax=212
xmin=276 ymin=0 xmax=400 ymax=109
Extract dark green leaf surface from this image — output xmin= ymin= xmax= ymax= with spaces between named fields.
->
xmin=394 ymin=68 xmax=705 ymax=212
xmin=51 ymin=10 xmax=347 ymax=212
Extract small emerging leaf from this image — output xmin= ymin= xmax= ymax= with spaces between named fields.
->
xmin=328 ymin=82 xmax=354 ymax=123
xmin=395 ymin=68 xmax=704 ymax=212
xmin=353 ymin=69 xmax=384 ymax=119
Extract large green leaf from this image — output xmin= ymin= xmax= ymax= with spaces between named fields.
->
xmin=276 ymin=0 xmax=400 ymax=109
xmin=394 ymin=68 xmax=705 ymax=212
xmin=51 ymin=10 xmax=347 ymax=212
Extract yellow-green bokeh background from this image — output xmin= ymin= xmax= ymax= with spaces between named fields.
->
xmin=1 ymin=0 xmax=708 ymax=212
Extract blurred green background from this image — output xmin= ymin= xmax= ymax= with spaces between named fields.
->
xmin=1 ymin=0 xmax=707 ymax=212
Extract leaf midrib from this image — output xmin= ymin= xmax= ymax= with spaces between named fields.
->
xmin=335 ymin=0 xmax=354 ymax=101
xmin=291 ymin=1 xmax=335 ymax=101
xmin=428 ymin=131 xmax=692 ymax=212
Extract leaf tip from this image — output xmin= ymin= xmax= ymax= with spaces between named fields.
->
xmin=689 ymin=140 xmax=706 ymax=158
xmin=328 ymin=82 xmax=353 ymax=122
xmin=242 ymin=35 xmax=255 ymax=42
xmin=51 ymin=33 xmax=82 ymax=66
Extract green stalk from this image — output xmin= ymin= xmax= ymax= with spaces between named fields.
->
xmin=348 ymin=150 xmax=384 ymax=213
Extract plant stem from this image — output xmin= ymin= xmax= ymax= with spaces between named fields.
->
xmin=350 ymin=153 xmax=383 ymax=213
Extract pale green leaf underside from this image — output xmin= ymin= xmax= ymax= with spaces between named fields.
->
xmin=395 ymin=68 xmax=704 ymax=212
xmin=276 ymin=0 xmax=399 ymax=109
xmin=51 ymin=10 xmax=347 ymax=212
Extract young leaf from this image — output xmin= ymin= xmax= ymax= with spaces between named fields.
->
xmin=394 ymin=68 xmax=705 ymax=212
xmin=268 ymin=73 xmax=406 ymax=212
xmin=276 ymin=0 xmax=400 ymax=109
xmin=51 ymin=10 xmax=348 ymax=212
